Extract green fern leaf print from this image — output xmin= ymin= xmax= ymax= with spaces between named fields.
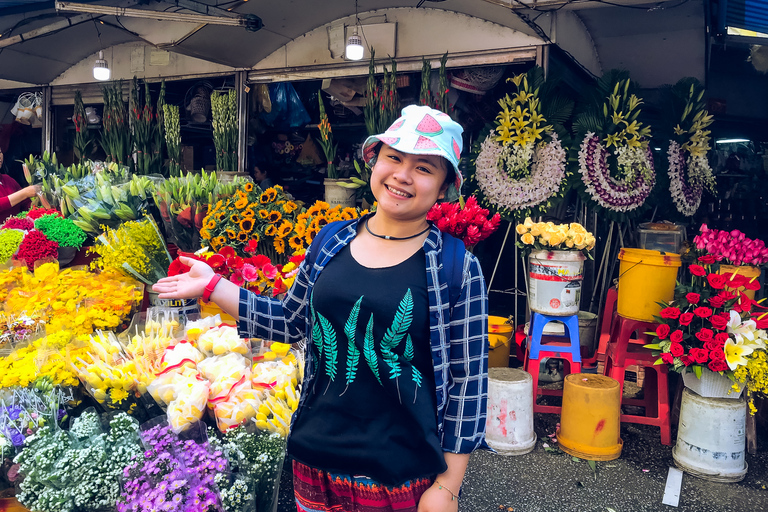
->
xmin=381 ymin=289 xmax=414 ymax=352
xmin=412 ymin=366 xmax=423 ymax=388
xmin=363 ymin=314 xmax=382 ymax=385
xmin=311 ymin=293 xmax=323 ymax=358
xmin=404 ymin=334 xmax=414 ymax=361
xmin=318 ymin=312 xmax=338 ymax=381
xmin=343 ymin=297 xmax=363 ymax=390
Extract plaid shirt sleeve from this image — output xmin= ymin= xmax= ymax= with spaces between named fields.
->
xmin=237 ymin=259 xmax=311 ymax=343
xmin=442 ymin=252 xmax=489 ymax=453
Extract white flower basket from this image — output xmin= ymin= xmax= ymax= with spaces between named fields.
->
xmin=682 ymin=368 xmax=743 ymax=399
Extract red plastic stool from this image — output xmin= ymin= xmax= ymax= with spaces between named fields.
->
xmin=603 ymin=315 xmax=672 ymax=445
xmin=582 ymin=287 xmax=618 ymax=368
xmin=524 ymin=312 xmax=582 ymax=414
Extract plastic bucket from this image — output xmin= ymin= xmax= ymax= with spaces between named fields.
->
xmin=486 ymin=368 xmax=537 ymax=455
xmin=682 ymin=368 xmax=743 ymax=399
xmin=578 ymin=311 xmax=598 ymax=359
xmin=324 ymin=179 xmax=356 ymax=208
xmin=557 ymin=374 xmax=623 ymax=461
xmin=488 ymin=315 xmax=513 ymax=368
xmin=527 ymin=250 xmax=586 ymax=316
xmin=719 ymin=264 xmax=761 ymax=301
xmin=147 ymin=289 xmax=200 ymax=318
xmin=672 ymin=388 xmax=747 ymax=482
xmin=616 ymin=248 xmax=681 ymax=322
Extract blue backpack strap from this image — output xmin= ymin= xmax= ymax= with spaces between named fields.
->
xmin=440 ymin=232 xmax=467 ymax=311
xmin=307 ymin=218 xmax=357 ymax=269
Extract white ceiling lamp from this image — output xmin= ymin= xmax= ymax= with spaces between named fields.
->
xmin=346 ymin=28 xmax=364 ymax=61
xmin=93 ymin=50 xmax=110 ymax=81
xmin=346 ymin=0 xmax=364 ymax=61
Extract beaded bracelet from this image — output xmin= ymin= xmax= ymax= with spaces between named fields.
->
xmin=434 ymin=479 xmax=458 ymax=501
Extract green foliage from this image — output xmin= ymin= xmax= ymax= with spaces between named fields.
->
xmin=363 ymin=314 xmax=381 ymax=384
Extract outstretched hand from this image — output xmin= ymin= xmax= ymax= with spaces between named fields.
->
xmin=153 ymin=256 xmax=214 ymax=299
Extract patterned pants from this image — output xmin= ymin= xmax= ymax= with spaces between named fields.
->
xmin=293 ymin=460 xmax=434 ymax=512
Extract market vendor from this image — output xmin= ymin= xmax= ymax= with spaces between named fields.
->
xmin=155 ymin=105 xmax=489 ymax=512
xmin=0 ymin=149 xmax=39 ymax=222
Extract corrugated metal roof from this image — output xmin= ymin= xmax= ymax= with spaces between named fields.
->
xmin=726 ymin=0 xmax=768 ymax=33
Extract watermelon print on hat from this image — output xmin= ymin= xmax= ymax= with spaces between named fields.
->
xmin=362 ymin=105 xmax=465 ymax=201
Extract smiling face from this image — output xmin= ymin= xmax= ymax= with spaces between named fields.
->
xmin=370 ymin=144 xmax=449 ymax=222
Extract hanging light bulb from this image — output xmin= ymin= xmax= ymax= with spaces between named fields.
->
xmin=346 ymin=27 xmax=364 ymax=61
xmin=93 ymin=50 xmax=111 ymax=81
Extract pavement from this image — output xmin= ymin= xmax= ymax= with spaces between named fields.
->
xmin=274 ymin=382 xmax=768 ymax=512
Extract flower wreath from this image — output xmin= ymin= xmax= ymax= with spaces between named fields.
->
xmin=473 ymin=69 xmax=570 ymax=219
xmin=578 ymin=133 xmax=655 ymax=212
xmin=575 ymin=75 xmax=655 ymax=214
xmin=667 ymin=79 xmax=715 ymax=216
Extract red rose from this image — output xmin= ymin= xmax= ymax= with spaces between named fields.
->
xmin=669 ymin=342 xmax=685 ymax=357
xmin=679 ymin=312 xmax=695 ymax=326
xmin=695 ymin=328 xmax=714 ymax=342
xmin=708 ymin=295 xmax=726 ymax=308
xmin=704 ymin=340 xmax=719 ymax=352
xmin=660 ymin=307 xmax=682 ymax=320
xmin=661 ymin=352 xmax=675 ymax=364
xmin=690 ymin=347 xmax=709 ymax=364
xmin=680 ymin=355 xmax=693 ymax=366
xmin=714 ymin=332 xmax=730 ymax=348
xmin=694 ymin=307 xmax=713 ymax=318
xmin=698 ymin=254 xmax=716 ymax=264
xmin=686 ymin=293 xmax=701 ymax=305
xmin=710 ymin=349 xmax=726 ymax=361
xmin=656 ymin=324 xmax=671 ymax=340
xmin=708 ymin=359 xmax=728 ymax=372
xmin=710 ymin=314 xmax=728 ymax=331
xmin=689 ymin=264 xmax=707 ymax=276
xmin=670 ymin=330 xmax=684 ymax=343
xmin=707 ymin=273 xmax=728 ymax=290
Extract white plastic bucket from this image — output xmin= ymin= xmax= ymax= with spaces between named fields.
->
xmin=527 ymin=250 xmax=586 ymax=316
xmin=682 ymin=368 xmax=743 ymax=399
xmin=147 ymin=290 xmax=200 ymax=318
xmin=672 ymin=388 xmax=747 ymax=483
xmin=486 ymin=368 xmax=537 ymax=455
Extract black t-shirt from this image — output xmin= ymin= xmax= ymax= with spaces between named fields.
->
xmin=287 ymin=244 xmax=446 ymax=485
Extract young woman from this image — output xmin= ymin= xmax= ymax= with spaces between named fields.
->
xmin=154 ymin=105 xmax=489 ymax=512
xmin=0 ymin=149 xmax=39 ymax=222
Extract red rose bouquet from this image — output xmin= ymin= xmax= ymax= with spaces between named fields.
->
xmin=427 ymin=195 xmax=501 ymax=248
xmin=647 ymin=257 xmax=768 ymax=412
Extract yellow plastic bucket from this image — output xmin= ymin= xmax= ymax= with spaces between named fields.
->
xmin=719 ymin=264 xmax=761 ymax=301
xmin=199 ymin=299 xmax=238 ymax=324
xmin=488 ymin=316 xmax=514 ymax=368
xmin=557 ymin=374 xmax=623 ymax=461
xmin=617 ymin=248 xmax=681 ymax=322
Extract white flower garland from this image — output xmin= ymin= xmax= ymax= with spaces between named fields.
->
xmin=475 ymin=131 xmax=567 ymax=212
xmin=668 ymin=140 xmax=713 ymax=216
xmin=578 ymin=132 xmax=655 ymax=213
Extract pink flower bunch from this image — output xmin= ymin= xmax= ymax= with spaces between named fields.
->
xmin=693 ymin=224 xmax=768 ymax=267
xmin=427 ymin=195 xmax=501 ymax=247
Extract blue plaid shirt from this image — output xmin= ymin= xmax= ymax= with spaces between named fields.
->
xmin=238 ymin=218 xmax=489 ymax=454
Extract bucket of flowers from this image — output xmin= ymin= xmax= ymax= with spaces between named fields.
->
xmin=646 ymin=254 xmax=768 ymax=413
xmin=516 ymin=218 xmax=595 ymax=316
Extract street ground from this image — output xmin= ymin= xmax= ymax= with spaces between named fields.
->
xmin=275 ymin=380 xmax=768 ymax=512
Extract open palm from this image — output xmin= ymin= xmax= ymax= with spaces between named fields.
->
xmin=152 ymin=256 xmax=214 ymax=299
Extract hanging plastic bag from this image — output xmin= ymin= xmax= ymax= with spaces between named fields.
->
xmin=261 ymin=83 xmax=310 ymax=130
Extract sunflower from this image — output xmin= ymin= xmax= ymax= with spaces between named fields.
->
xmin=341 ymin=207 xmax=358 ymax=220
xmin=234 ymin=197 xmax=248 ymax=210
xmin=230 ymin=214 xmax=242 ymax=224
xmin=215 ymin=211 xmax=227 ymax=222
xmin=242 ymin=208 xmax=255 ymax=219
xmin=294 ymin=223 xmax=306 ymax=237
xmin=306 ymin=226 xmax=320 ymax=240
xmin=200 ymin=228 xmax=211 ymax=240
xmin=267 ymin=211 xmax=282 ymax=224
xmin=205 ymin=219 xmax=216 ymax=230
xmin=250 ymin=232 xmax=260 ymax=244
xmin=288 ymin=235 xmax=304 ymax=251
xmin=274 ymin=237 xmax=286 ymax=254
xmin=237 ymin=231 xmax=249 ymax=242
xmin=265 ymin=225 xmax=278 ymax=237
xmin=244 ymin=182 xmax=254 ymax=192
xmin=213 ymin=236 xmax=226 ymax=248
xmin=277 ymin=220 xmax=293 ymax=238
xmin=283 ymin=201 xmax=299 ymax=214
xmin=259 ymin=210 xmax=269 ymax=220
xmin=226 ymin=228 xmax=237 ymax=240
xmin=239 ymin=218 xmax=254 ymax=233
xmin=307 ymin=201 xmax=330 ymax=216
xmin=260 ymin=188 xmax=277 ymax=204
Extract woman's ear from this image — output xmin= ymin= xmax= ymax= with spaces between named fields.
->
xmin=437 ymin=182 xmax=449 ymax=201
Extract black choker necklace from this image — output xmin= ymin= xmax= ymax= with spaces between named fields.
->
xmin=365 ymin=218 xmax=430 ymax=241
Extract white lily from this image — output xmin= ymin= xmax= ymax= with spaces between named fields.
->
xmin=726 ymin=310 xmax=758 ymax=345
xmin=724 ymin=337 xmax=754 ymax=370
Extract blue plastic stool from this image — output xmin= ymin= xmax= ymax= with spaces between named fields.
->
xmin=524 ymin=312 xmax=582 ymax=414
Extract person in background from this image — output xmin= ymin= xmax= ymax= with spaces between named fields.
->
xmin=251 ymin=162 xmax=275 ymax=189
xmin=154 ymin=105 xmax=489 ymax=512
xmin=0 ymin=149 xmax=39 ymax=222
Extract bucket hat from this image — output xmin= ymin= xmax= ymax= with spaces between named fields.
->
xmin=362 ymin=105 xmax=463 ymax=201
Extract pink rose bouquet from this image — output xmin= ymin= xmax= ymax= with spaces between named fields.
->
xmin=693 ymin=224 xmax=768 ymax=267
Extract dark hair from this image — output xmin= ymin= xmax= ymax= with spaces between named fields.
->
xmin=373 ymin=142 xmax=455 ymax=186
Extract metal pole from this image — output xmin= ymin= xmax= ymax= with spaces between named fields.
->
xmin=41 ymin=86 xmax=52 ymax=153
xmin=487 ymin=222 xmax=511 ymax=293
xmin=235 ymin=70 xmax=248 ymax=174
